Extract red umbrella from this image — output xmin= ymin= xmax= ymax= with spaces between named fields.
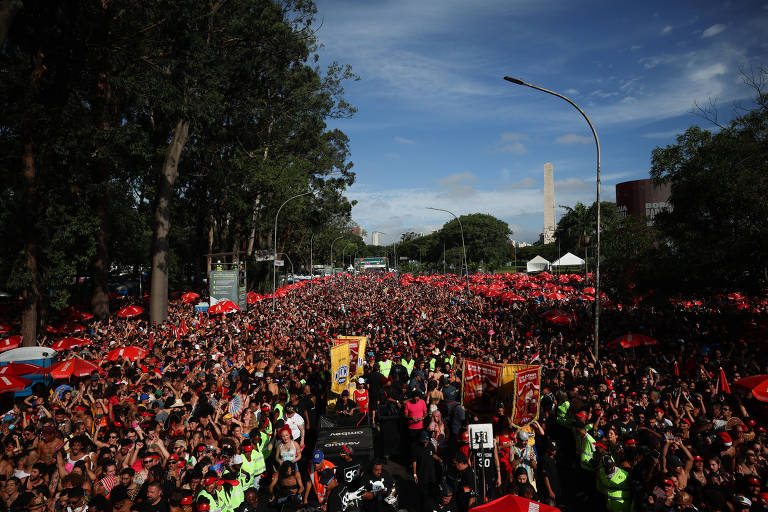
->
xmin=732 ymin=375 xmax=768 ymax=402
xmin=470 ymin=493 xmax=560 ymax=512
xmin=607 ymin=333 xmax=658 ymax=350
xmin=577 ymin=294 xmax=595 ymax=301
xmin=117 ymin=306 xmax=143 ymax=318
xmin=181 ymin=292 xmax=200 ymax=304
xmin=106 ymin=346 xmax=148 ymax=362
xmin=547 ymin=292 xmax=569 ymax=301
xmin=50 ymin=337 xmax=92 ymax=351
xmin=48 ymin=322 xmax=86 ymax=334
xmin=501 ymin=292 xmax=525 ymax=303
xmin=583 ymin=286 xmax=595 ymax=294
xmin=0 ymin=375 xmax=32 ymax=393
xmin=209 ymin=300 xmax=240 ymax=314
xmin=0 ymin=335 xmax=22 ymax=353
xmin=542 ymin=309 xmax=572 ymax=326
xmin=246 ymin=292 xmax=262 ymax=304
xmin=38 ymin=358 xmax=99 ymax=379
xmin=67 ymin=311 xmax=93 ymax=322
xmin=0 ymin=362 xmax=41 ymax=376
xmin=0 ymin=323 xmax=12 ymax=334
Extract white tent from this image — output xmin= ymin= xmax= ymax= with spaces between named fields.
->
xmin=551 ymin=252 xmax=586 ymax=267
xmin=526 ymin=255 xmax=550 ymax=273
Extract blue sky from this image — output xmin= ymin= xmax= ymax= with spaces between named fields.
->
xmin=314 ymin=0 xmax=767 ymax=244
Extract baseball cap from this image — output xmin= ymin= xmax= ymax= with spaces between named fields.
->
xmin=312 ymin=450 xmax=324 ymax=464
xmin=517 ymin=430 xmax=530 ymax=441
xmin=718 ymin=432 xmax=733 ymax=447
xmin=732 ymin=495 xmax=752 ymax=508
xmin=341 ymin=445 xmax=354 ymax=456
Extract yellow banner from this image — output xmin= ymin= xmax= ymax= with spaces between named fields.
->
xmin=334 ymin=336 xmax=368 ymax=376
xmin=331 ymin=342 xmax=351 ymax=395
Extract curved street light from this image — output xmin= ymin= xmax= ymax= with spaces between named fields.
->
xmin=273 ymin=191 xmax=312 ymax=311
xmin=503 ymin=76 xmax=602 ymax=358
xmin=426 ymin=207 xmax=470 ymax=293
xmin=330 ymin=236 xmax=345 ymax=276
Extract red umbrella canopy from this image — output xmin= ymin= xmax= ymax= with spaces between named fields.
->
xmin=246 ymin=292 xmax=262 ymax=304
xmin=106 ymin=346 xmax=148 ymax=362
xmin=547 ymin=292 xmax=569 ymax=301
xmin=577 ymin=294 xmax=595 ymax=301
xmin=0 ymin=323 xmax=11 ymax=334
xmin=470 ymin=493 xmax=560 ymax=512
xmin=0 ymin=335 xmax=22 ymax=353
xmin=0 ymin=362 xmax=41 ymax=376
xmin=47 ymin=322 xmax=86 ymax=334
xmin=209 ymin=300 xmax=241 ymax=314
xmin=181 ymin=292 xmax=200 ymax=304
xmin=39 ymin=358 xmax=99 ymax=379
xmin=67 ymin=311 xmax=94 ymax=322
xmin=117 ymin=306 xmax=144 ymax=318
xmin=542 ymin=309 xmax=572 ymax=326
xmin=608 ymin=333 xmax=658 ymax=350
xmin=51 ymin=337 xmax=92 ymax=351
xmin=583 ymin=286 xmax=595 ymax=294
xmin=501 ymin=292 xmax=525 ymax=303
xmin=732 ymin=375 xmax=768 ymax=402
xmin=0 ymin=375 xmax=32 ymax=393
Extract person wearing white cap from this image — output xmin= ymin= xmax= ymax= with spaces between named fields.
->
xmin=354 ymin=378 xmax=370 ymax=417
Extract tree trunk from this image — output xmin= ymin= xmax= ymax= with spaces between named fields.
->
xmin=21 ymin=142 xmax=39 ymax=347
xmin=149 ymin=119 xmax=189 ymax=324
xmin=91 ymin=187 xmax=110 ymax=319
xmin=0 ymin=0 xmax=22 ymax=50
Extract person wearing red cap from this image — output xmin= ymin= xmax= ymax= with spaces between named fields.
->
xmin=196 ymin=472 xmax=220 ymax=512
xmin=690 ymin=455 xmax=707 ymax=487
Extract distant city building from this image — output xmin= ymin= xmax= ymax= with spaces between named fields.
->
xmin=509 ymin=240 xmax=531 ymax=248
xmin=543 ymin=163 xmax=555 ymax=243
xmin=371 ymin=231 xmax=381 ymax=246
xmin=615 ymin=179 xmax=672 ymax=225
xmin=347 ymin=225 xmax=362 ymax=238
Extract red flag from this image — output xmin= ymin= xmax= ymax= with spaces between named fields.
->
xmin=179 ymin=319 xmax=188 ymax=336
xmin=148 ymin=332 xmax=154 ymax=351
xmin=718 ymin=367 xmax=731 ymax=394
xmin=674 ymin=361 xmax=679 ymax=376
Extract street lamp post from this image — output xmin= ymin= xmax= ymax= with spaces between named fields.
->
xmin=330 ymin=236 xmax=344 ymax=276
xmin=281 ymin=253 xmax=295 ymax=299
xmin=427 ymin=207 xmax=470 ymax=293
xmin=503 ymin=76 xmax=601 ymax=358
xmin=273 ymin=191 xmax=312 ymax=312
xmin=310 ymin=233 xmax=314 ymax=292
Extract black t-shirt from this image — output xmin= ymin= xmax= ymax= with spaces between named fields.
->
xmin=298 ymin=396 xmax=318 ymax=429
xmin=132 ymin=497 xmax=170 ymax=512
xmin=538 ymin=455 xmax=561 ymax=498
xmin=362 ymin=470 xmax=396 ymax=512
xmin=446 ymin=466 xmax=476 ymax=512
xmin=413 ymin=442 xmax=438 ymax=487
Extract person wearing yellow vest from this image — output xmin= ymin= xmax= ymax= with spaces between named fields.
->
xmin=401 ymin=354 xmax=415 ymax=377
xmin=555 ymin=398 xmax=571 ymax=427
xmin=596 ymin=455 xmax=631 ymax=512
xmin=239 ymin=441 xmax=266 ymax=490
xmin=379 ymin=358 xmax=392 ymax=378
xmin=197 ymin=472 xmax=222 ymax=512
xmin=303 ymin=450 xmax=337 ymax=508
xmin=215 ymin=476 xmax=243 ymax=512
xmin=574 ymin=420 xmax=596 ymax=471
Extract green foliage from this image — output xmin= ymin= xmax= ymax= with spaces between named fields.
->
xmin=649 ymin=72 xmax=768 ymax=293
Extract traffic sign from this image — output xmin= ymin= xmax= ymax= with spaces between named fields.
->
xmin=274 ymin=260 xmax=284 ymax=267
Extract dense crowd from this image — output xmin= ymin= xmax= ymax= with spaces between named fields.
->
xmin=0 ymin=271 xmax=766 ymax=512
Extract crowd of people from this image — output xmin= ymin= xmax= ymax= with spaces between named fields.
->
xmin=0 ymin=271 xmax=766 ymax=512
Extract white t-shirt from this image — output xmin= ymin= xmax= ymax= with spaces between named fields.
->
xmin=285 ymin=413 xmax=305 ymax=441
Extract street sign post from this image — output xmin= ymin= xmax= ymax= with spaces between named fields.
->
xmin=274 ymin=260 xmax=285 ymax=267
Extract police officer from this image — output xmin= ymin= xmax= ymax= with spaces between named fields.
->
xmin=596 ymin=455 xmax=631 ymax=512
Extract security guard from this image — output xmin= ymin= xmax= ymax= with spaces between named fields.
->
xmin=555 ymin=391 xmax=571 ymax=427
xmin=379 ymin=354 xmax=393 ymax=378
xmin=239 ymin=441 xmax=266 ymax=490
xmin=574 ymin=420 xmax=596 ymax=471
xmin=401 ymin=352 xmax=415 ymax=377
xmin=197 ymin=472 xmax=221 ymax=512
xmin=596 ymin=455 xmax=631 ymax=512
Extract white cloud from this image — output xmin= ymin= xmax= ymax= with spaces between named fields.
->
xmin=591 ymin=89 xmax=620 ymax=98
xmin=496 ymin=133 xmax=528 ymax=153
xmin=662 ymin=25 xmax=673 ymax=34
xmin=555 ymin=133 xmax=592 ymax=145
xmin=690 ymin=62 xmax=727 ymax=81
xmin=702 ymin=24 xmax=726 ymax=38
xmin=394 ymin=136 xmax=416 ymax=145
xmin=565 ymin=88 xmax=579 ymax=95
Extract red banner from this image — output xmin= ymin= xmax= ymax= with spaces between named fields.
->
xmin=461 ymin=359 xmax=503 ymax=415
xmin=510 ymin=366 xmax=541 ymax=428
